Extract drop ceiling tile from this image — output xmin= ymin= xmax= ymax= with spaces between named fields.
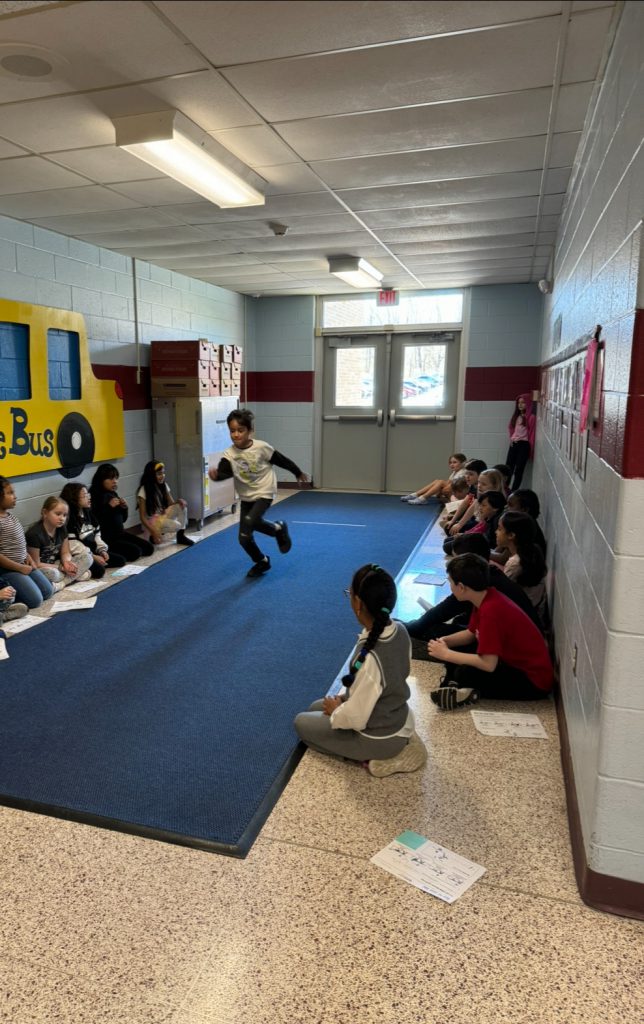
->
xmin=45 ymin=147 xmax=166 ymax=184
xmin=338 ymin=170 xmax=565 ymax=212
xmin=0 ymin=95 xmax=116 ymax=151
xmin=0 ymin=0 xmax=206 ymax=102
xmin=562 ymin=6 xmax=617 ymax=83
xmin=157 ymin=192 xmax=340 ymax=225
xmin=209 ymin=126 xmax=297 ymax=168
xmin=379 ymin=216 xmax=548 ymax=243
xmin=111 ymin=238 xmax=245 ymax=256
xmin=94 ymin=71 xmax=260 ymax=132
xmin=159 ymin=254 xmax=265 ymax=270
xmin=553 ymin=81 xmax=596 ymax=132
xmin=237 ymin=232 xmax=376 ymax=253
xmin=0 ymin=155 xmax=90 ymax=195
xmin=404 ymin=247 xmax=538 ymax=266
xmin=72 ymin=225 xmax=222 ymax=249
xmin=392 ymin=233 xmax=539 ymax=254
xmin=0 ymin=185 xmax=139 ymax=219
xmin=361 ymin=196 xmax=542 ymax=230
xmin=276 ymin=88 xmax=557 ymax=163
xmin=253 ymin=163 xmax=326 ymax=195
xmin=222 ymin=19 xmax=561 ymax=121
xmin=32 ymin=208 xmax=186 ymax=235
xmin=0 ymin=139 xmax=28 ymax=159
xmin=156 ymin=1 xmax=562 ymax=65
xmin=108 ymin=179 xmax=205 ymax=206
xmin=313 ymin=135 xmax=579 ymax=190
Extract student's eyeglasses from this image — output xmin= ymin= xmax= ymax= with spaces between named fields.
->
xmin=343 ymin=588 xmax=351 ymax=598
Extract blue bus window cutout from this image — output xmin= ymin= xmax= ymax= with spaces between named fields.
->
xmin=48 ymin=329 xmax=81 ymax=401
xmin=0 ymin=322 xmax=31 ymax=402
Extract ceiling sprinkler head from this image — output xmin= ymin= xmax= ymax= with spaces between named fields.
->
xmin=268 ymin=222 xmax=288 ymax=236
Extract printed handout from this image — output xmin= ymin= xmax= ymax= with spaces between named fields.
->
xmin=470 ymin=710 xmax=548 ymax=739
xmin=50 ymin=597 xmax=97 ymax=613
xmin=1 ymin=614 xmax=47 ymax=637
xmin=371 ymin=830 xmax=485 ymax=903
xmin=110 ymin=565 xmax=147 ymax=578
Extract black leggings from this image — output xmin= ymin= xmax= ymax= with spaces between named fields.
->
xmin=107 ymin=534 xmax=155 ymax=562
xmin=444 ymin=658 xmax=549 ymax=700
xmin=506 ymin=440 xmax=531 ymax=490
xmin=239 ymin=498 xmax=279 ymax=563
xmin=89 ymin=550 xmax=128 ymax=578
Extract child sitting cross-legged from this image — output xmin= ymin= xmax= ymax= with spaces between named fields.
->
xmin=294 ymin=563 xmax=427 ymax=777
xmin=428 ymin=553 xmax=553 ymax=710
xmin=0 ymin=577 xmax=28 ymax=623
xmin=60 ymin=483 xmax=127 ymax=579
xmin=401 ymin=452 xmax=467 ymax=505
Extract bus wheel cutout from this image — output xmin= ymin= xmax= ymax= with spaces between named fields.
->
xmin=57 ymin=412 xmax=96 ymax=478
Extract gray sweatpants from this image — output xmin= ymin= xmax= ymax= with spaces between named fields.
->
xmin=294 ymin=699 xmax=408 ymax=763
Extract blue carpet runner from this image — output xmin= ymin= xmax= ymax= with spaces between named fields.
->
xmin=0 ymin=492 xmax=437 ymax=856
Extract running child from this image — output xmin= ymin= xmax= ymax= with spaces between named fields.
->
xmin=208 ymin=407 xmax=309 ymax=578
xmin=137 ymin=461 xmax=194 ymax=547
xmin=0 ymin=476 xmax=54 ymax=608
xmin=294 ymin=563 xmax=427 ymax=776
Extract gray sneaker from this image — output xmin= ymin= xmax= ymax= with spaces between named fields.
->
xmin=2 ymin=602 xmax=28 ymax=621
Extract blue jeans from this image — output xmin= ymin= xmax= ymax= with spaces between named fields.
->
xmin=1 ymin=569 xmax=53 ymax=607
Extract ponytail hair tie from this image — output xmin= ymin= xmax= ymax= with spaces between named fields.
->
xmin=381 ymin=606 xmax=390 ymax=615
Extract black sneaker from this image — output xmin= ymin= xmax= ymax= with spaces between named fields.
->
xmin=275 ymin=521 xmax=292 ymax=554
xmin=176 ymin=530 xmax=195 ymax=547
xmin=430 ymin=685 xmax=479 ymax=710
xmin=246 ymin=557 xmax=271 ymax=578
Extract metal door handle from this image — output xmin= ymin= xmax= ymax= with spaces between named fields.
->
xmin=377 ymin=408 xmax=384 ymax=426
xmin=389 ymin=408 xmax=396 ymax=426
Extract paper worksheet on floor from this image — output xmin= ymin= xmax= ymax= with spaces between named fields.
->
xmin=470 ymin=710 xmax=548 ymax=738
xmin=371 ymin=830 xmax=485 ymax=903
xmin=50 ymin=597 xmax=97 ymax=613
xmin=1 ymin=614 xmax=47 ymax=637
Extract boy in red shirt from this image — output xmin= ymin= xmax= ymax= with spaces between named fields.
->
xmin=428 ymin=553 xmax=553 ymax=711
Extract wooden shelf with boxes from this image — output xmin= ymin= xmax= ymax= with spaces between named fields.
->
xmin=150 ymin=338 xmax=222 ymax=398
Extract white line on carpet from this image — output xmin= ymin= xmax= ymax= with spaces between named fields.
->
xmin=291 ymin=520 xmax=367 ymax=527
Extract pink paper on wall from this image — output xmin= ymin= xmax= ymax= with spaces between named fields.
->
xmin=579 ymin=337 xmax=598 ymax=432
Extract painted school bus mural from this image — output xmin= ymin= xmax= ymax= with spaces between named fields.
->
xmin=0 ymin=298 xmax=124 ymax=478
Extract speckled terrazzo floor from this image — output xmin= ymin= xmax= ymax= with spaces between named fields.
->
xmin=1 ymin=496 xmax=642 ymax=1023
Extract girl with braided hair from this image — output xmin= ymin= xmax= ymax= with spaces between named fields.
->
xmin=294 ymin=564 xmax=427 ymax=777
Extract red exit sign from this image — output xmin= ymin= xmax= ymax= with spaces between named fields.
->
xmin=377 ymin=289 xmax=398 ymax=306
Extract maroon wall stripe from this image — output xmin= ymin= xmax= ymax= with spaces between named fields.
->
xmin=243 ymin=370 xmax=314 ymax=403
xmin=465 ymin=366 xmax=540 ymax=401
xmin=623 ymin=308 xmax=644 ymax=478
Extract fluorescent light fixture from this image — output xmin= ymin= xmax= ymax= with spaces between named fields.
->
xmin=328 ymin=256 xmax=384 ymax=289
xmin=112 ymin=110 xmax=265 ymax=209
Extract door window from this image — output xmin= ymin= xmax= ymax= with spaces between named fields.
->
xmin=334 ymin=346 xmax=376 ymax=408
xmin=401 ymin=343 xmax=447 ymax=408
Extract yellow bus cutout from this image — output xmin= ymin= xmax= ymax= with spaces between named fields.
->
xmin=0 ymin=299 xmax=125 ymax=478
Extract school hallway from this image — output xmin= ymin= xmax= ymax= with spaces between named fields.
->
xmin=1 ymin=504 xmax=640 ymax=1024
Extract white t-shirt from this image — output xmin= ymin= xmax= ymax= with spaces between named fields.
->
xmin=222 ymin=439 xmax=277 ymax=501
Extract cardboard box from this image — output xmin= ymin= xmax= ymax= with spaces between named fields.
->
xmin=209 ymin=362 xmax=220 ymax=381
xmin=220 ymin=379 xmax=232 ymax=396
xmin=151 ymin=340 xmax=212 ymax=361
xmin=231 ymin=364 xmax=241 ymax=381
xmin=150 ymin=358 xmax=210 ymax=379
xmin=232 ymin=346 xmax=243 ymax=363
xmin=220 ymin=362 xmax=232 ymax=381
xmin=219 ymin=344 xmax=233 ymax=362
xmin=151 ymin=377 xmax=210 ymax=398
xmin=209 ymin=379 xmax=221 ymax=396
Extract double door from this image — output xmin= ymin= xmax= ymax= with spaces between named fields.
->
xmin=321 ymin=331 xmax=460 ymax=492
